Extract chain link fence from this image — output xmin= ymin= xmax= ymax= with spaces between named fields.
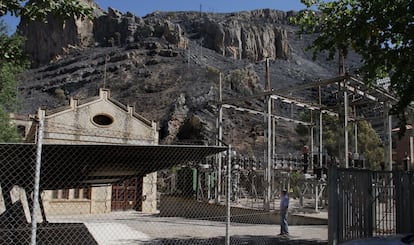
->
xmin=1 ymin=114 xmax=327 ymax=245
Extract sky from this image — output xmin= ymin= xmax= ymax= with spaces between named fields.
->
xmin=2 ymin=0 xmax=307 ymax=34
xmin=95 ymin=0 xmax=306 ymax=15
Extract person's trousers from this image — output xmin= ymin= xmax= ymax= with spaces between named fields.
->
xmin=280 ymin=210 xmax=288 ymax=234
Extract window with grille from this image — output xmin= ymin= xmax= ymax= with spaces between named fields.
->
xmin=74 ymin=188 xmax=91 ymax=199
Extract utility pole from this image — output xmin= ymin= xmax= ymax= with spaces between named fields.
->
xmin=338 ymin=49 xmax=345 ymax=77
xmin=338 ymin=48 xmax=349 ymax=167
xmin=264 ymin=58 xmax=272 ymax=211
xmin=103 ymin=55 xmax=109 ymax=88
xmin=344 ymin=82 xmax=349 ymax=168
xmin=266 ymin=58 xmax=271 ymax=91
xmin=354 ymin=106 xmax=358 ymax=161
xmin=384 ymin=101 xmax=393 ymax=170
xmin=310 ymin=111 xmax=314 ymax=171
xmin=225 ymin=145 xmax=232 ymax=245
xmin=319 ymin=86 xmax=323 ymax=168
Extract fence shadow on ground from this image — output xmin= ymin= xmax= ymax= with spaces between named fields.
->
xmin=0 ymin=223 xmax=98 ymax=245
xmin=139 ymin=236 xmax=327 ymax=245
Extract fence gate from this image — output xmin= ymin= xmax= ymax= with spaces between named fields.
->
xmin=337 ymin=169 xmax=374 ymax=241
xmin=330 ymin=166 xmax=414 ymax=244
xmin=395 ymin=171 xmax=414 ymax=234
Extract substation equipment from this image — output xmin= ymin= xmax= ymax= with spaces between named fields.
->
xmin=208 ymin=74 xmax=414 ymax=212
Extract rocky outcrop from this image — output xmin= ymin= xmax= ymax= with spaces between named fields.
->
xmin=18 ymin=0 xmax=103 ymax=67
xmin=163 ymin=93 xmax=189 ymax=144
xmin=201 ymin=12 xmax=290 ymax=61
xmin=93 ymin=8 xmax=188 ymax=49
xmin=117 ymin=9 xmax=292 ymax=61
xmin=19 ymin=1 xmax=292 ymax=67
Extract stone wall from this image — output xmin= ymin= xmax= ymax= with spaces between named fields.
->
xmin=142 ymin=172 xmax=158 ymax=213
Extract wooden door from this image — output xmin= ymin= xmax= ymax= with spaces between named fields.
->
xmin=111 ymin=177 xmax=140 ymax=211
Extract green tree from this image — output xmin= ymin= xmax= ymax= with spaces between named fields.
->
xmin=1 ymin=0 xmax=92 ymax=21
xmin=0 ymin=1 xmax=92 ymax=142
xmin=0 ymin=22 xmax=27 ymax=67
xmin=0 ymin=108 xmax=22 ymax=142
xmin=0 ymin=20 xmax=27 ymax=142
xmin=323 ymin=116 xmax=385 ymax=169
xmin=355 ymin=120 xmax=384 ymax=169
xmin=0 ymin=0 xmax=92 ymax=63
xmin=296 ymin=111 xmax=384 ymax=169
xmin=291 ymin=0 xmax=414 ymax=135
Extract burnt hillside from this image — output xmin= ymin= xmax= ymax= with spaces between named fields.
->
xmin=17 ymin=5 xmax=361 ymax=157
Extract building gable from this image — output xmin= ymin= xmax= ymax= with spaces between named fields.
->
xmin=39 ymin=89 xmax=158 ymax=145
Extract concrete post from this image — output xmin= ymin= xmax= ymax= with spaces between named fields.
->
xmin=225 ymin=145 xmax=232 ymax=245
xmin=318 ymin=86 xmax=323 ymax=168
xmin=319 ymin=111 xmax=323 ymax=168
xmin=384 ymin=102 xmax=393 ymax=170
xmin=311 ymin=125 xmax=314 ymax=171
xmin=387 ymin=113 xmax=392 ymax=170
xmin=354 ymin=106 xmax=358 ymax=155
xmin=264 ymin=96 xmax=272 ymax=211
xmin=344 ymin=85 xmax=349 ymax=168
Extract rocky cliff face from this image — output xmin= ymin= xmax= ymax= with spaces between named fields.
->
xmin=200 ymin=9 xmax=291 ymax=61
xmin=20 ymin=1 xmax=292 ymax=68
xmin=17 ymin=2 xmax=361 ymax=156
xmin=18 ymin=0 xmax=103 ymax=67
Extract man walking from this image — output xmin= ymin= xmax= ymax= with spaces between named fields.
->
xmin=279 ymin=189 xmax=289 ymax=236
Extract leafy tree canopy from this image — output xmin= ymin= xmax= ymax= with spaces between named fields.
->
xmin=0 ymin=0 xmax=92 ymax=21
xmin=296 ymin=112 xmax=384 ymax=169
xmin=0 ymin=0 xmax=92 ymax=64
xmin=0 ymin=20 xmax=27 ymax=142
xmin=291 ymin=0 xmax=414 ymax=134
xmin=0 ymin=1 xmax=92 ymax=142
xmin=356 ymin=120 xmax=384 ymax=170
xmin=0 ymin=24 xmax=27 ymax=66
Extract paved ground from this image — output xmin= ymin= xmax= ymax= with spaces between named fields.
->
xmin=48 ymin=211 xmax=328 ymax=245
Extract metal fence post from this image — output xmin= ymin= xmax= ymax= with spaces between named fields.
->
xmin=217 ymin=73 xmax=223 ymax=203
xmin=328 ymin=164 xmax=339 ymax=245
xmin=31 ymin=111 xmax=45 ymax=245
xmin=225 ymin=145 xmax=232 ymax=245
